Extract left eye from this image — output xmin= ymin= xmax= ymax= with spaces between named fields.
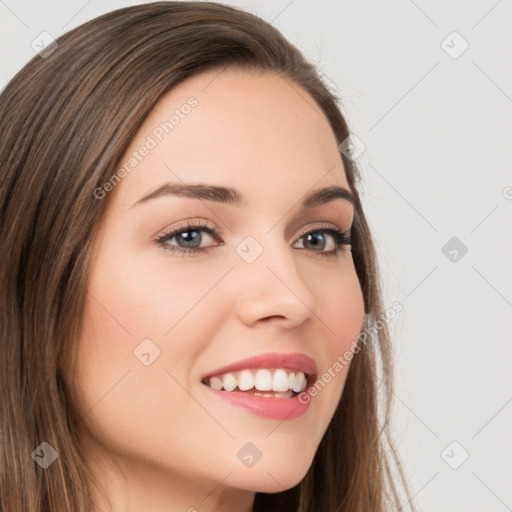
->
xmin=155 ymin=222 xmax=352 ymax=257
xmin=295 ymin=230 xmax=348 ymax=252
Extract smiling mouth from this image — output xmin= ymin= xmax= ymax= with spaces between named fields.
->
xmin=201 ymin=367 xmax=311 ymax=399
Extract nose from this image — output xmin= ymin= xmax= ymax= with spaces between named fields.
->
xmin=233 ymin=237 xmax=317 ymax=329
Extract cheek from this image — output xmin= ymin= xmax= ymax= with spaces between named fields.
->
xmin=89 ymin=242 xmax=235 ymax=343
xmin=71 ymin=247 xmax=229 ymax=427
xmin=305 ymin=262 xmax=365 ymax=404
xmin=315 ymin=260 xmax=365 ymax=350
xmin=71 ymin=279 xmax=203 ymax=466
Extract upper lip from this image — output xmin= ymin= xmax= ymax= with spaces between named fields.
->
xmin=201 ymin=352 xmax=318 ymax=384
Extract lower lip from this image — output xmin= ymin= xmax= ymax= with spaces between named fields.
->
xmin=202 ymin=384 xmax=311 ymax=420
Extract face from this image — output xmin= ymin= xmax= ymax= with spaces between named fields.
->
xmin=71 ymin=68 xmax=365 ymax=509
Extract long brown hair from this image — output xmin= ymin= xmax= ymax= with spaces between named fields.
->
xmin=0 ymin=2 xmax=416 ymax=511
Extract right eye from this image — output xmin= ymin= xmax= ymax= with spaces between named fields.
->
xmin=155 ymin=220 xmax=221 ymax=256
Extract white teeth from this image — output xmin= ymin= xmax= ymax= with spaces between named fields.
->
xmin=292 ymin=372 xmax=306 ymax=393
xmin=222 ymin=373 xmax=237 ymax=392
xmin=288 ymin=372 xmax=296 ymax=390
xmin=254 ymin=369 xmax=273 ymax=391
xmin=272 ymin=369 xmax=290 ymax=392
xmin=210 ymin=376 xmax=223 ymax=391
xmin=205 ymin=368 xmax=308 ymax=394
xmin=254 ymin=391 xmax=293 ymax=398
xmin=237 ymin=370 xmax=254 ymax=391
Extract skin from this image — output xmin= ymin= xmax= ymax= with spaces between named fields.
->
xmin=71 ymin=68 xmax=365 ymax=512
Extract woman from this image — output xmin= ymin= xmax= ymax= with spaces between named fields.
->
xmin=0 ymin=2 xmax=415 ymax=511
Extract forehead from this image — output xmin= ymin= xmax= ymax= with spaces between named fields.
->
xmin=112 ymin=68 xmax=350 ymax=210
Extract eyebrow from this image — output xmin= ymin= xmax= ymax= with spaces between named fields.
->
xmin=131 ymin=182 xmax=355 ymax=210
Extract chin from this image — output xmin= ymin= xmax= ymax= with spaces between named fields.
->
xmin=229 ymin=455 xmax=313 ymax=494
xmin=248 ymin=470 xmax=307 ymax=494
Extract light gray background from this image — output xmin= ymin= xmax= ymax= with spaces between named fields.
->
xmin=2 ymin=1 xmax=511 ymax=510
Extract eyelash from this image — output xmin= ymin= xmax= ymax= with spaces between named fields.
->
xmin=154 ymin=220 xmax=352 ymax=258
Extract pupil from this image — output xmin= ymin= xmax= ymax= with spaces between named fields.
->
xmin=306 ymin=233 xmax=324 ymax=250
xmin=179 ymin=231 xmax=200 ymax=248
